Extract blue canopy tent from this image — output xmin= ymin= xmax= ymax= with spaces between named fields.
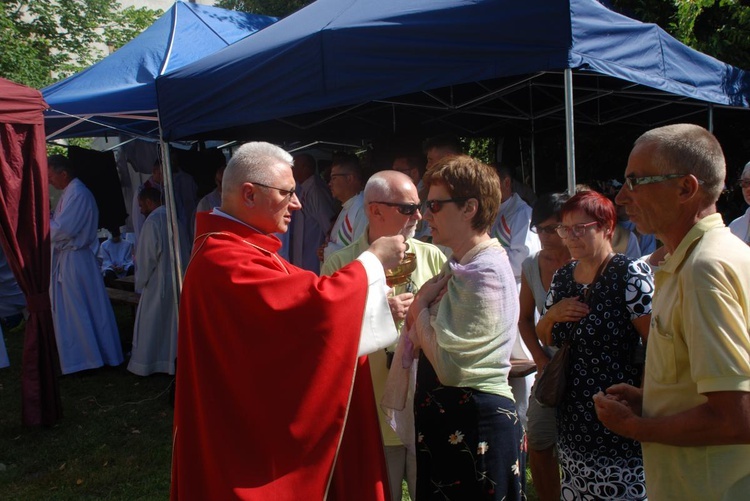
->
xmin=42 ymin=1 xmax=276 ymax=299
xmin=155 ymin=0 xmax=750 ymax=192
xmin=43 ymin=1 xmax=276 ymax=140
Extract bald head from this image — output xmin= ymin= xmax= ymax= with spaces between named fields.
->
xmin=364 ymin=170 xmax=421 ymax=241
xmin=364 ymin=170 xmax=415 ymax=204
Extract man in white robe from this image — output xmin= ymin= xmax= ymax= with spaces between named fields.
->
xmin=98 ymin=226 xmax=134 ymax=286
xmin=195 ymin=165 xmax=226 ymax=215
xmin=48 ymin=155 xmax=123 ymax=374
xmin=290 ymin=154 xmax=337 ymax=273
xmin=131 ymin=161 xmax=163 ymax=248
xmin=128 ymin=187 xmax=178 ymax=376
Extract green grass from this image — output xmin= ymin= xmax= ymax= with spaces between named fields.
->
xmin=1 ymin=306 xmax=540 ymax=501
xmin=0 ymin=306 xmax=173 ymax=500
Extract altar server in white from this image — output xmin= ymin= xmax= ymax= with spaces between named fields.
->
xmin=128 ymin=187 xmax=179 ymax=376
xmin=48 ymin=155 xmax=123 ymax=374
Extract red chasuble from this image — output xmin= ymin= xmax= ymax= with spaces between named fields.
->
xmin=171 ymin=213 xmax=390 ymax=501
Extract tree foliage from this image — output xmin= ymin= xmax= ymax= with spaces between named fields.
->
xmin=0 ymin=0 xmax=161 ymax=89
xmin=611 ymin=0 xmax=750 ymax=69
xmin=216 ymin=0 xmax=312 ymax=18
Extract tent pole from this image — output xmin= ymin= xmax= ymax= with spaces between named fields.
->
xmin=157 ymin=128 xmax=183 ymax=312
xmin=564 ymin=68 xmax=576 ymax=195
xmin=529 ymin=84 xmax=536 ymax=194
xmin=707 ymin=104 xmax=714 ymax=133
xmin=531 ymin=124 xmax=537 ymax=194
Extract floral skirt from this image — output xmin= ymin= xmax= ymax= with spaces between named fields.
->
xmin=414 ymin=355 xmax=525 ymax=501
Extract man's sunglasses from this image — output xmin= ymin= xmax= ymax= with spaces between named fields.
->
xmin=369 ymin=201 xmax=421 ymax=216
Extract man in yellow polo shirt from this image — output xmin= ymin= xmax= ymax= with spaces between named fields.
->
xmin=594 ymin=124 xmax=750 ymax=499
xmin=323 ymin=170 xmax=446 ymax=501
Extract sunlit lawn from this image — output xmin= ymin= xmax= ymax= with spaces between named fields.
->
xmin=0 ymin=307 xmax=173 ymax=500
xmin=1 ymin=307 xmax=540 ymax=500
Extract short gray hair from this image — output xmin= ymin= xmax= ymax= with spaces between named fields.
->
xmin=363 ymin=172 xmax=395 ymax=204
xmin=634 ymin=124 xmax=725 ymax=203
xmin=223 ymin=142 xmax=293 ymax=195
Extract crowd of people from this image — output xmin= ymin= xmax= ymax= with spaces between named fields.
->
xmin=4 ymin=123 xmax=744 ymax=500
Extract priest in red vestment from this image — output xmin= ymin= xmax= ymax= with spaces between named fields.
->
xmin=171 ymin=142 xmax=405 ymax=501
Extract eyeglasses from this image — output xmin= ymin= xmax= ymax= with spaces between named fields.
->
xmin=739 ymin=179 xmax=750 ymax=189
xmin=425 ymin=198 xmax=469 ymax=213
xmin=555 ymin=221 xmax=599 ymax=239
xmin=531 ymin=223 xmax=561 ymax=235
xmin=329 ymin=173 xmax=351 ymax=179
xmin=250 ymin=181 xmax=296 ymax=199
xmin=369 ymin=201 xmax=421 ymax=216
xmin=623 ymin=173 xmax=702 ymax=191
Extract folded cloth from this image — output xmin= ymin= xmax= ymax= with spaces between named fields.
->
xmin=382 ymin=323 xmax=414 ymax=412
xmin=381 ymin=323 xmax=418 ymax=453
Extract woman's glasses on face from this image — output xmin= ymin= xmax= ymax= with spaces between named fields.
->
xmin=555 ymin=221 xmax=599 ymax=239
xmin=738 ymin=179 xmax=750 ymax=189
xmin=531 ymin=223 xmax=561 ymax=235
xmin=425 ymin=198 xmax=469 ymax=213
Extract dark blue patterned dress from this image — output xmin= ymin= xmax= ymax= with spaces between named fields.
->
xmin=544 ymin=254 xmax=653 ymax=500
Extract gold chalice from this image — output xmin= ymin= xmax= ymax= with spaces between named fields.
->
xmin=385 ymin=252 xmax=417 ymax=287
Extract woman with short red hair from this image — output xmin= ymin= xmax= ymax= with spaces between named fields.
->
xmin=536 ymin=190 xmax=653 ymax=500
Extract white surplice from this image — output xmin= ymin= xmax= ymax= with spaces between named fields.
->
xmin=128 ymin=206 xmax=178 ymax=376
xmin=98 ymin=238 xmax=134 ymax=277
xmin=50 ymin=178 xmax=123 ymax=374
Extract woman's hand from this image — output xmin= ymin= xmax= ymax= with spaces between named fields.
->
xmin=545 ymin=296 xmax=590 ymax=323
xmin=406 ymin=273 xmax=450 ymax=327
xmin=536 ymin=296 xmax=589 ymax=345
xmin=417 ymin=273 xmax=450 ymax=307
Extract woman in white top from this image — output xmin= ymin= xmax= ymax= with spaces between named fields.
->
xmin=518 ymin=192 xmax=570 ymax=501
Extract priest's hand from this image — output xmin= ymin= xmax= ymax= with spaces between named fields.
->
xmin=368 ymin=235 xmax=406 ymax=270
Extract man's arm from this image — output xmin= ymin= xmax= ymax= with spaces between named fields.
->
xmin=595 ymin=390 xmax=750 ymax=446
xmin=99 ymin=244 xmax=114 ymax=272
xmin=50 ymin=187 xmax=87 ymax=241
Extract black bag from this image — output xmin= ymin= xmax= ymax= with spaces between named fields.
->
xmin=534 ymin=341 xmax=571 ymax=407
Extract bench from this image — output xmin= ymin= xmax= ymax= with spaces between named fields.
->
xmin=106 ymin=287 xmax=140 ymax=308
